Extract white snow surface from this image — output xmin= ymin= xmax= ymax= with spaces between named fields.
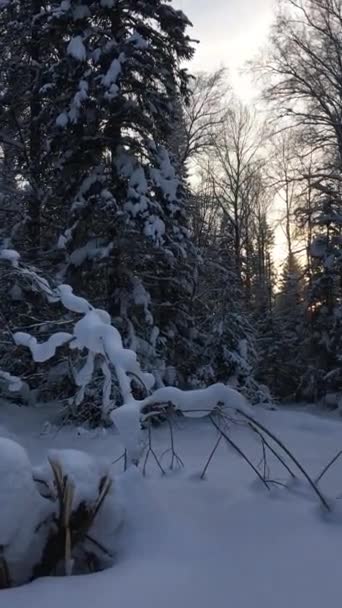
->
xmin=2 ymin=403 xmax=342 ymax=606
xmin=0 ymin=437 xmax=48 ymax=584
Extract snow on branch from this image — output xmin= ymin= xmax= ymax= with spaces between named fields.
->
xmin=111 ymin=383 xmax=252 ymax=464
xmin=140 ymin=384 xmax=252 ymax=418
xmin=13 ymin=281 xmax=154 ymax=416
xmin=0 ymin=370 xmax=23 ymax=392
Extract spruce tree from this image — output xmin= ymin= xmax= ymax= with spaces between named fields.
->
xmin=36 ymin=0 xmax=198 ymax=384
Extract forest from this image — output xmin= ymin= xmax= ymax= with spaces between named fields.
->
xmin=1 ymin=0 xmax=342 ymax=604
xmin=1 ymin=0 xmax=342 ymax=413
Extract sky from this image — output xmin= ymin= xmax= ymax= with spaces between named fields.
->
xmin=177 ymin=0 xmax=275 ymax=100
xmin=177 ymin=0 xmax=288 ymax=267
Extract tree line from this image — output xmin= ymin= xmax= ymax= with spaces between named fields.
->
xmin=0 ymin=0 xmax=342 ymax=415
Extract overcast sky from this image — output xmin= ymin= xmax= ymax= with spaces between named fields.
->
xmin=177 ymin=0 xmax=289 ymax=264
xmin=177 ymin=0 xmax=275 ymax=100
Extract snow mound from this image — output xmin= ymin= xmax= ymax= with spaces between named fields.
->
xmin=47 ymin=448 xmax=111 ymax=508
xmin=0 ymin=438 xmax=48 ymax=584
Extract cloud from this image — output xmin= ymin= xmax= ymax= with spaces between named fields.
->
xmin=178 ymin=0 xmax=275 ymax=99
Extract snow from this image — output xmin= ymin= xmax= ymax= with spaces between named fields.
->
xmin=150 ymin=147 xmax=179 ymax=203
xmin=102 ymin=56 xmax=123 ymax=88
xmin=111 ymin=403 xmax=143 ymax=464
xmin=13 ymin=284 xmax=155 ymax=415
xmin=68 ymin=79 xmax=88 ymax=123
xmin=110 ymin=383 xmax=251 ymax=462
xmin=57 ymin=283 xmax=92 ymax=314
xmin=128 ymin=32 xmax=149 ymax=50
xmin=0 ymin=437 xmax=47 ymax=585
xmin=0 ymin=248 xmax=20 ymax=266
xmin=141 ymin=383 xmax=252 ymax=418
xmin=14 ymin=331 xmax=72 ymax=362
xmin=144 ymin=215 xmax=166 ymax=241
xmin=44 ymin=449 xmax=113 ymax=509
xmin=0 ymin=370 xmax=23 ymax=392
xmin=56 ymin=112 xmax=68 ymax=128
xmin=67 ymin=36 xmax=87 ymax=62
xmin=69 ymin=239 xmax=113 ymax=266
xmin=129 ymin=167 xmax=148 ymax=195
xmin=2 ymin=404 xmax=342 ymax=606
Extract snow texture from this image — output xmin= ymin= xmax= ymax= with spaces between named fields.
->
xmin=2 ymin=404 xmax=342 ymax=607
xmin=56 ymin=112 xmax=68 ymax=128
xmin=67 ymin=36 xmax=86 ymax=61
xmin=0 ymin=437 xmax=48 ymax=585
xmin=141 ymin=383 xmax=252 ymax=418
xmin=14 ymin=332 xmax=72 ymax=363
xmin=14 ymin=284 xmax=154 ymax=415
xmin=0 ymin=248 xmax=20 ymax=266
xmin=0 ymin=370 xmax=23 ymax=392
xmin=102 ymin=55 xmax=124 ymax=88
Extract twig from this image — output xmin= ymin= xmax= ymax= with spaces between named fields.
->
xmin=209 ymin=415 xmax=270 ymax=491
xmin=200 ymin=433 xmax=222 ymax=479
xmin=239 ymin=411 xmax=330 ymax=511
xmin=142 ymin=423 xmax=165 ymax=476
xmin=316 ymin=450 xmax=342 ymax=484
xmin=257 ymin=436 xmax=268 ymax=480
xmin=112 ymin=452 xmax=126 ymax=466
xmin=265 ymin=480 xmax=288 ymax=488
xmin=248 ymin=423 xmax=296 ymax=479
xmin=85 ymin=534 xmax=113 ymax=559
xmin=161 ymin=415 xmax=184 ymax=470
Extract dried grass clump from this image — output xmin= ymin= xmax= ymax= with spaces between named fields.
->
xmin=32 ymin=458 xmax=113 ymax=579
xmin=0 ymin=442 xmax=121 ymax=589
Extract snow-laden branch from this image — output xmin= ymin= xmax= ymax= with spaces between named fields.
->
xmin=13 ymin=283 xmax=154 ymax=416
xmin=111 ymin=383 xmax=252 ymax=464
xmin=0 ymin=370 xmax=23 ymax=392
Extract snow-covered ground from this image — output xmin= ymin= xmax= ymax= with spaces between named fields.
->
xmin=2 ymin=402 xmax=342 ymax=608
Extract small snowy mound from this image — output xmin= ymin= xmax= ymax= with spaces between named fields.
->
xmin=48 ymin=449 xmax=112 ymax=508
xmin=0 ymin=438 xmax=40 ymax=548
xmin=0 ymin=442 xmax=125 ymax=587
xmin=34 ymin=449 xmax=124 ymax=571
xmin=0 ymin=438 xmax=49 ymax=585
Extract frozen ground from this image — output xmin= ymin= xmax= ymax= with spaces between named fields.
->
xmin=1 ymin=402 xmax=342 ymax=608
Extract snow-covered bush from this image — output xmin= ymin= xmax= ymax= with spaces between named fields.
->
xmin=0 ymin=437 xmax=123 ymax=587
xmin=14 ymin=283 xmax=155 ymax=421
